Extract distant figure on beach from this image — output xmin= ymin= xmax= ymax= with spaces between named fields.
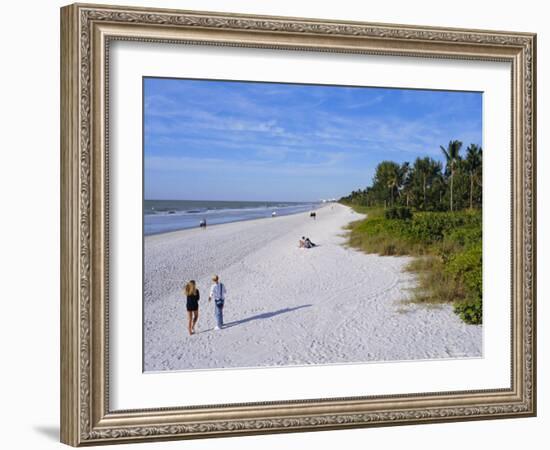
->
xmin=310 ymin=211 xmax=316 ymax=220
xmin=272 ymin=211 xmax=277 ymax=217
xmin=199 ymin=219 xmax=207 ymax=228
xmin=305 ymin=237 xmax=317 ymax=248
xmin=299 ymin=236 xmax=317 ymax=249
xmin=208 ymin=275 xmax=226 ymax=330
xmin=184 ymin=280 xmax=200 ymax=335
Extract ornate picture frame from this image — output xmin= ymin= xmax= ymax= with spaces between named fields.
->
xmin=60 ymin=2 xmax=536 ymax=446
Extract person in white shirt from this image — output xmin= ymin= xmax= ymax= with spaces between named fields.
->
xmin=208 ymin=275 xmax=226 ymax=330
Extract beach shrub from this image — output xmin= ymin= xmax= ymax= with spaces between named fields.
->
xmin=406 ymin=256 xmax=460 ymax=304
xmin=384 ymin=206 xmax=412 ymax=220
xmin=454 ymin=297 xmax=483 ymax=325
xmin=433 ymin=239 xmax=462 ymax=264
xmin=444 ymin=225 xmax=482 ymax=249
xmin=403 ymin=211 xmax=480 ymax=244
xmin=446 ymin=243 xmax=482 ymax=300
xmin=446 ymin=243 xmax=482 ymax=325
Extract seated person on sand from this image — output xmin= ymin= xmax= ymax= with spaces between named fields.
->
xmin=298 ymin=236 xmax=317 ymax=249
xmin=305 ymin=237 xmax=317 ymax=248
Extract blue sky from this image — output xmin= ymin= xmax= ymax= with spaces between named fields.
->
xmin=144 ymin=77 xmax=482 ymax=202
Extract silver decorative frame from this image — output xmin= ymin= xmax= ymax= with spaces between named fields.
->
xmin=60 ymin=3 xmax=536 ymax=446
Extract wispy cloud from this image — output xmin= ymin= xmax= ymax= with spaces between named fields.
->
xmin=143 ymin=78 xmax=482 ymax=200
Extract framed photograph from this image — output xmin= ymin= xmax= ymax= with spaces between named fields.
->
xmin=60 ymin=3 xmax=537 ymax=446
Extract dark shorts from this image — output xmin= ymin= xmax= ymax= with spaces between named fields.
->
xmin=186 ymin=300 xmax=199 ymax=311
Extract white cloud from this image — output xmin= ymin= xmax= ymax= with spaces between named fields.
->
xmin=145 ymin=153 xmax=363 ymax=177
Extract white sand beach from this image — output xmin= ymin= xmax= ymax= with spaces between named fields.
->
xmin=144 ymin=203 xmax=482 ymax=371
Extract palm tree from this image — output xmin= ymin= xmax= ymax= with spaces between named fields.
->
xmin=387 ymin=162 xmax=410 ymax=206
xmin=440 ymin=140 xmax=463 ymax=211
xmin=373 ymin=161 xmax=401 ymax=207
xmin=465 ymin=144 xmax=482 ymax=209
xmin=399 ymin=162 xmax=412 ymax=206
xmin=413 ymin=157 xmax=442 ymax=210
xmin=415 ymin=158 xmax=430 ymax=210
xmin=388 ymin=170 xmax=399 ymax=206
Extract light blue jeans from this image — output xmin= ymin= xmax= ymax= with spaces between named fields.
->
xmin=215 ymin=303 xmax=224 ymax=328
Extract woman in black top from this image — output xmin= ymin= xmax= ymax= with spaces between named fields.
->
xmin=184 ymin=280 xmax=200 ymax=335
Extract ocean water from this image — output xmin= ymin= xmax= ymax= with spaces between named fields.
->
xmin=144 ymin=200 xmax=321 ymax=235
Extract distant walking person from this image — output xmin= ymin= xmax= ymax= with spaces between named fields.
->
xmin=184 ymin=280 xmax=200 ymax=335
xmin=209 ymin=275 xmax=226 ymax=330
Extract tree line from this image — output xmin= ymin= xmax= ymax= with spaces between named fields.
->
xmin=340 ymin=140 xmax=482 ymax=211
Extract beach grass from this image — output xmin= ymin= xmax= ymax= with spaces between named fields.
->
xmin=343 ymin=204 xmax=482 ymax=324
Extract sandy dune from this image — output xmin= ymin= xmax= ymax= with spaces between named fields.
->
xmin=144 ymin=203 xmax=482 ymax=371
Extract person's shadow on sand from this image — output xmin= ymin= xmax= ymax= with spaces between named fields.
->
xmin=224 ymin=304 xmax=312 ymax=328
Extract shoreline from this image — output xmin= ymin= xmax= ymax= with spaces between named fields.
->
xmin=144 ymin=203 xmax=482 ymax=371
xmin=144 ymin=203 xmax=327 ymax=238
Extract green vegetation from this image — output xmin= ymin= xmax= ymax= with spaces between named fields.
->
xmin=340 ymin=140 xmax=482 ymax=325
xmin=341 ymin=141 xmax=482 ymax=211
xmin=384 ymin=206 xmax=412 ymax=220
